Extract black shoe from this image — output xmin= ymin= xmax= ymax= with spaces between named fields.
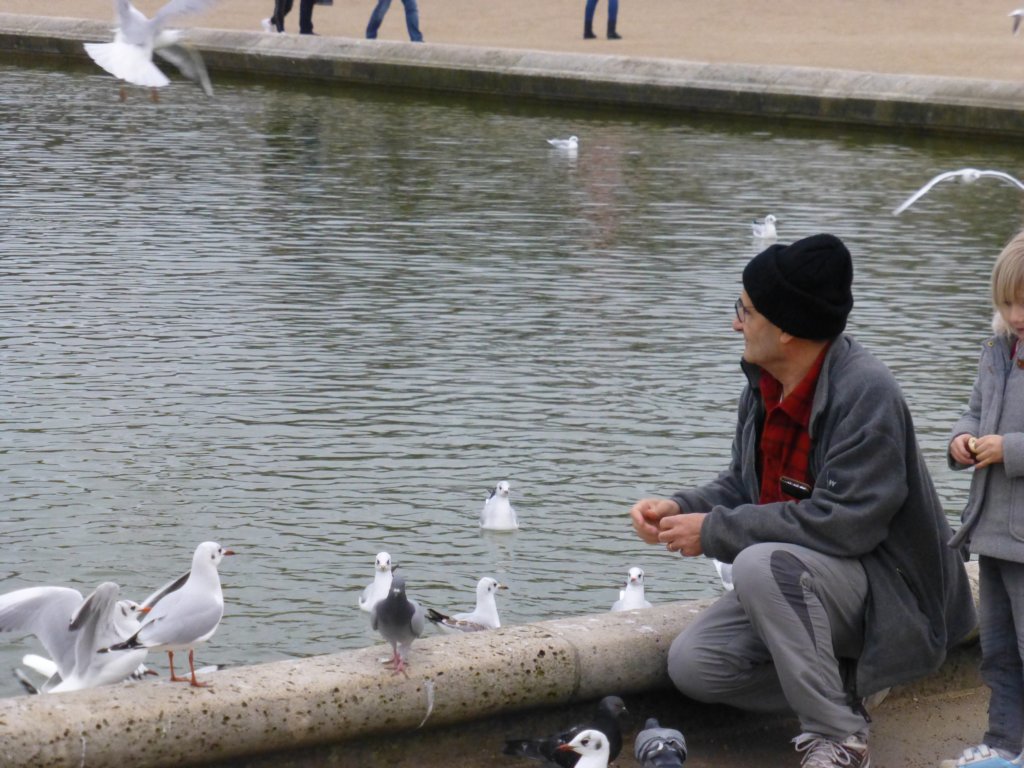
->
xmin=607 ymin=21 xmax=621 ymax=39
xmin=584 ymin=22 xmax=596 ymax=39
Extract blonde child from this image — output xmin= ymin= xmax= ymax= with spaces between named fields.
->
xmin=946 ymin=231 xmax=1024 ymax=768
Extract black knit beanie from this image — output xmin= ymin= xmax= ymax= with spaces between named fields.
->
xmin=742 ymin=233 xmax=854 ymax=340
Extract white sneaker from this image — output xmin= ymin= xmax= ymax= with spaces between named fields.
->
xmin=260 ymin=18 xmax=274 ymax=33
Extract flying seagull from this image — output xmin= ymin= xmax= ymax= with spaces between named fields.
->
xmin=84 ymin=0 xmax=217 ymax=102
xmin=1012 ymin=9 xmax=1024 ymax=35
xmin=893 ymin=168 xmax=1024 ymax=215
xmin=0 ymin=582 xmax=148 ymax=693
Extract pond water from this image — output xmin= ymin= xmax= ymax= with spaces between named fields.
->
xmin=1 ymin=60 xmax=1021 ymax=699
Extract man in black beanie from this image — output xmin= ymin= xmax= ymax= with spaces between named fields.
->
xmin=629 ymin=234 xmax=975 ymax=767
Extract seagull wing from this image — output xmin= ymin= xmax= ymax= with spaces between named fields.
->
xmin=892 ymin=169 xmax=965 ymax=215
xmin=152 ymin=0 xmax=219 ymax=28
xmin=155 ymin=43 xmax=213 ymax=95
xmin=139 ymin=569 xmax=190 ymax=610
xmin=978 ymin=169 xmax=1024 ymax=191
xmin=0 ymin=587 xmax=83 ymax=680
xmin=1012 ymin=11 xmax=1023 ymax=35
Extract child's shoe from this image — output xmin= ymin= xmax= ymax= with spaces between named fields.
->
xmin=940 ymin=744 xmax=1021 ymax=768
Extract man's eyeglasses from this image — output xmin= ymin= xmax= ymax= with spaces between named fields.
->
xmin=735 ymin=298 xmax=755 ymax=323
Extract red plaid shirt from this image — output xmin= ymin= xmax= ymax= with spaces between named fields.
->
xmin=757 ymin=344 xmax=830 ymax=503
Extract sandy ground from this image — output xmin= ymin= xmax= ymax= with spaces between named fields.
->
xmin=9 ymin=0 xmax=1024 ymax=82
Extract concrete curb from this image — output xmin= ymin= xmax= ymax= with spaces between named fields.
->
xmin=0 ymin=562 xmax=980 ymax=768
xmin=0 ymin=598 xmax=709 ymax=768
xmin=3 ymin=13 xmax=1024 ymax=135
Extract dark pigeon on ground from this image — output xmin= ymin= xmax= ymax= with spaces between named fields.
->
xmin=370 ymin=574 xmax=425 ymax=675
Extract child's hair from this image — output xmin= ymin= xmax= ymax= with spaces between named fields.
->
xmin=991 ymin=230 xmax=1024 ymax=336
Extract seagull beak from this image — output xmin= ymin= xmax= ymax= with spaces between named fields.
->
xmin=497 ymin=583 xmax=509 ymax=590
xmin=137 ymin=606 xmax=152 ymax=614
xmin=555 ymin=743 xmax=575 ymax=753
xmin=223 ymin=549 xmax=237 ymax=556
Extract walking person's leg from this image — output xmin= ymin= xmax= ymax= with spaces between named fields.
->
xmin=366 ymin=0 xmax=392 ymax=38
xmin=400 ymin=0 xmax=423 ymax=42
xmin=583 ymin=0 xmax=598 ymax=39
xmin=607 ymin=0 xmax=621 ymax=39
xmin=299 ymin=0 xmax=315 ymax=34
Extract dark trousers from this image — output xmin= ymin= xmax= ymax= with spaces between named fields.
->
xmin=271 ymin=0 xmax=316 ymax=34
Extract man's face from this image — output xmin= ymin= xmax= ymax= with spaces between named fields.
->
xmin=733 ymin=289 xmax=783 ymax=367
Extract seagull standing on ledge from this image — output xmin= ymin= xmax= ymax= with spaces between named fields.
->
xmin=102 ymin=541 xmax=235 ymax=687
xmin=893 ymin=168 xmax=1024 ymax=215
xmin=358 ymin=551 xmax=395 ymax=613
xmin=84 ymin=0 xmax=217 ymax=102
xmin=426 ymin=576 xmax=507 ymax=632
xmin=611 ymin=567 xmax=651 ymax=612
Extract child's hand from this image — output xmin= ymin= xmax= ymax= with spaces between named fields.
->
xmin=950 ymin=433 xmax=976 ymax=465
xmin=972 ymin=435 xmax=1005 ymax=469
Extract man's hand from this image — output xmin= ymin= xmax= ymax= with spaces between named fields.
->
xmin=657 ymin=513 xmax=708 ymax=557
xmin=949 ymin=433 xmax=976 ymax=466
xmin=972 ymin=434 xmax=1005 ymax=469
xmin=630 ymin=497 xmax=681 ymax=544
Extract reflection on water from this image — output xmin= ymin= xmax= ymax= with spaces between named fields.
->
xmin=1 ymin=62 xmax=1022 ymax=698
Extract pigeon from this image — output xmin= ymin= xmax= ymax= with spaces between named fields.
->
xmin=751 ymin=214 xmax=777 ymax=240
xmin=101 ymin=541 xmax=235 ymax=687
xmin=370 ymin=574 xmax=425 ymax=674
xmin=0 ymin=582 xmax=148 ymax=693
xmin=358 ymin=552 xmax=396 ymax=613
xmin=556 ymin=730 xmax=611 ymax=768
xmin=892 ymin=168 xmax=1024 ymax=215
xmin=84 ymin=0 xmax=218 ymax=102
xmin=547 ymin=136 xmax=579 ymax=151
xmin=502 ymin=695 xmax=628 ymax=768
xmin=611 ymin=567 xmax=651 ymax=612
xmin=481 ymin=480 xmax=519 ymax=531
xmin=426 ymin=576 xmax=507 ymax=632
xmin=634 ymin=717 xmax=687 ymax=768
xmin=1012 ymin=9 xmax=1024 ymax=35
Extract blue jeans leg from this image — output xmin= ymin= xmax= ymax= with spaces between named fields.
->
xmin=608 ymin=0 xmax=618 ymax=24
xmin=584 ymin=0 xmax=598 ymax=26
xmin=401 ymin=0 xmax=423 ymax=42
xmin=366 ymin=0 xmax=391 ymax=38
xmin=978 ymin=556 xmax=1024 ymax=755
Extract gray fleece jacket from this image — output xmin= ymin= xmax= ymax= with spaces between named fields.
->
xmin=671 ymin=335 xmax=976 ymax=696
xmin=948 ymin=333 xmax=1024 ymax=560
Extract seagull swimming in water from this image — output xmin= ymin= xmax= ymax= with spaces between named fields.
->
xmin=547 ymin=136 xmax=579 ymax=151
xmin=893 ymin=168 xmax=1024 ymax=215
xmin=426 ymin=576 xmax=507 ymax=632
xmin=611 ymin=567 xmax=651 ymax=612
xmin=480 ymin=480 xmax=519 ymax=531
xmin=84 ymin=0 xmax=217 ymax=102
xmin=751 ymin=214 xmax=777 ymax=240
xmin=358 ymin=551 xmax=396 ymax=613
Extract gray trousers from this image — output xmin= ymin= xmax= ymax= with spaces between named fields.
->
xmin=668 ymin=542 xmax=869 ymax=739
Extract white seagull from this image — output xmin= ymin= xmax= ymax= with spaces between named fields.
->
xmin=358 ymin=551 xmax=396 ymax=613
xmin=547 ymin=135 xmax=579 ymax=151
xmin=556 ymin=729 xmax=612 ymax=768
xmin=0 ymin=582 xmax=148 ymax=693
xmin=751 ymin=214 xmax=777 ymax=240
xmin=426 ymin=576 xmax=507 ymax=632
xmin=1012 ymin=9 xmax=1024 ymax=35
xmin=480 ymin=480 xmax=519 ymax=531
xmin=102 ymin=541 xmax=235 ymax=687
xmin=611 ymin=567 xmax=651 ymax=612
xmin=893 ymin=168 xmax=1024 ymax=215
xmin=84 ymin=0 xmax=217 ymax=102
